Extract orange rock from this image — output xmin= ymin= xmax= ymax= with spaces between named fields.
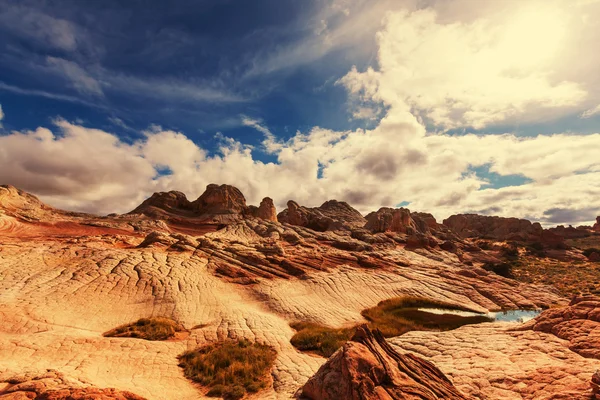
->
xmin=301 ymin=325 xmax=467 ymax=400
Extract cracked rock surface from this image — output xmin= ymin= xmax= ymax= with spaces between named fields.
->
xmin=1 ymin=184 xmax=599 ymax=399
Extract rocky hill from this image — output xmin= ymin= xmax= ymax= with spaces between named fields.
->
xmin=1 ymin=183 xmax=600 ymax=399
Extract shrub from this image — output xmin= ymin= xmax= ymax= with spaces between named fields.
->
xmin=178 ymin=340 xmax=276 ymax=400
xmin=289 ymin=322 xmax=354 ymax=358
xmin=290 ymin=296 xmax=493 ymax=357
xmin=583 ymin=248 xmax=600 ymax=258
xmin=501 ymin=244 xmax=519 ymax=260
xmin=482 ymin=262 xmax=514 ymax=278
xmin=103 ymin=317 xmax=185 ymax=341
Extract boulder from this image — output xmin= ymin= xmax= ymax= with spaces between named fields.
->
xmin=300 ymin=325 xmax=467 ymax=400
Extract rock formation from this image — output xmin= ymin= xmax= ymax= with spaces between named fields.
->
xmin=2 ymin=184 xmax=599 ymax=399
xmin=301 ymin=325 xmax=467 ymax=400
xmin=128 ymin=191 xmax=192 ymax=217
xmin=517 ymin=295 xmax=600 ymax=359
xmin=190 ymin=184 xmax=247 ymax=215
xmin=0 ymin=370 xmax=146 ymax=400
xmin=277 ymin=199 xmax=365 ymax=231
xmin=364 ymin=207 xmax=438 ymax=235
xmin=247 ymin=197 xmax=277 ymax=222
xmin=595 ymin=216 xmax=600 ymax=232
xmin=129 ymin=184 xmax=277 ymax=225
xmin=443 ymin=214 xmax=564 ymax=247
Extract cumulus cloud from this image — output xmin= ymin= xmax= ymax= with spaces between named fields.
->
xmin=1 ymin=112 xmax=599 ymax=225
xmin=1 ymin=2 xmax=600 ymax=226
xmin=241 ymin=115 xmax=282 ymax=153
xmin=339 ymin=5 xmax=587 ymax=129
xmin=0 ymin=104 xmax=4 ymax=121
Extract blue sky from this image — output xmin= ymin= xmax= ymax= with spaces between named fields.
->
xmin=1 ymin=0 xmax=599 ymax=226
xmin=0 ymin=0 xmax=378 ymax=158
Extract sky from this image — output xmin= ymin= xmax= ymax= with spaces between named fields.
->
xmin=0 ymin=0 xmax=599 ymax=226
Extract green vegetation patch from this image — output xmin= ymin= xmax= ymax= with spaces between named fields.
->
xmin=361 ymin=296 xmax=492 ymax=336
xmin=178 ymin=339 xmax=277 ymax=400
xmin=289 ymin=322 xmax=354 ymax=358
xmin=290 ymin=296 xmax=493 ymax=358
xmin=103 ymin=317 xmax=186 ymax=341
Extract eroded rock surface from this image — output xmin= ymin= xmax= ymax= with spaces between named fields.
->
xmin=277 ymin=200 xmax=365 ymax=231
xmin=301 ymin=325 xmax=467 ymax=400
xmin=0 ymin=370 xmax=146 ymax=400
xmin=444 ymin=214 xmax=565 ymax=248
xmin=390 ymin=323 xmax=600 ymax=400
xmin=518 ymin=296 xmax=600 ymax=360
xmin=2 ymin=184 xmax=597 ymax=400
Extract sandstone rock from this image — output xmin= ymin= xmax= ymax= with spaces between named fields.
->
xmin=249 ymin=197 xmax=277 ymax=222
xmin=301 ymin=325 xmax=467 ymax=400
xmin=190 ymin=184 xmax=247 ymax=215
xmin=548 ymin=225 xmax=592 ymax=239
xmin=595 ymin=217 xmax=600 ymax=232
xmin=444 ymin=213 xmax=565 ymax=247
xmin=517 ymin=295 xmax=600 ymax=359
xmin=364 ymin=207 xmax=438 ymax=236
xmin=128 ymin=191 xmax=192 ymax=216
xmin=592 ymin=370 xmax=600 ymax=399
xmin=278 ymin=200 xmax=364 ymax=231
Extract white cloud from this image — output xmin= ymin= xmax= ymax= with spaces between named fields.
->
xmin=241 ymin=115 xmax=282 ymax=153
xmin=0 ymin=82 xmax=104 ymax=109
xmin=0 ymin=104 xmax=4 ymax=121
xmin=581 ymin=104 xmax=600 ymax=118
xmin=340 ymin=5 xmax=587 ymax=129
xmin=1 ymin=2 xmax=600 ymax=227
xmin=0 ymin=112 xmax=598 ymax=225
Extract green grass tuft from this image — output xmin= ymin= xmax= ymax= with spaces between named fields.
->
xmin=289 ymin=322 xmax=354 ymax=358
xmin=290 ymin=296 xmax=493 ymax=357
xmin=103 ymin=317 xmax=185 ymax=341
xmin=178 ymin=339 xmax=277 ymax=400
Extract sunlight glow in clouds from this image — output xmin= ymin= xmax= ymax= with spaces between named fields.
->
xmin=342 ymin=4 xmax=585 ymax=129
xmin=1 ymin=1 xmax=599 ymax=226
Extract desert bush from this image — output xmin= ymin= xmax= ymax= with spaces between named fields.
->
xmin=501 ymin=244 xmax=519 ymax=260
xmin=289 ymin=322 xmax=354 ymax=357
xmin=103 ymin=317 xmax=185 ymax=341
xmin=178 ymin=339 xmax=276 ymax=400
xmin=583 ymin=248 xmax=600 ymax=258
xmin=482 ymin=262 xmax=514 ymax=278
xmin=290 ymin=296 xmax=493 ymax=357
xmin=526 ymin=242 xmax=546 ymax=258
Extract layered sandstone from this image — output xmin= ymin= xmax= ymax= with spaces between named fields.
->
xmin=277 ymin=200 xmax=365 ymax=231
xmin=2 ymin=184 xmax=597 ymax=400
xmin=443 ymin=213 xmax=564 ymax=246
xmin=301 ymin=326 xmax=467 ymax=400
xmin=517 ymin=295 xmax=600 ymax=359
